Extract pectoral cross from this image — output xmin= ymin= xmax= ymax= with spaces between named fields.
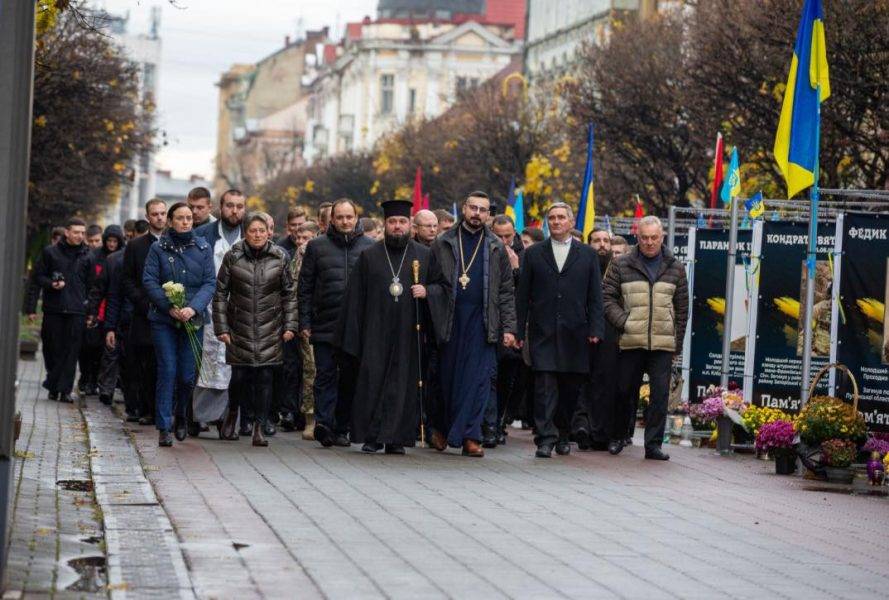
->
xmin=458 ymin=273 xmax=470 ymax=290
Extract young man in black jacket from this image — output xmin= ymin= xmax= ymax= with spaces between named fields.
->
xmin=31 ymin=218 xmax=91 ymax=402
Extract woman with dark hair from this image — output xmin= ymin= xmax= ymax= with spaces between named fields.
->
xmin=213 ymin=213 xmax=298 ymax=446
xmin=142 ymin=202 xmax=216 ymax=447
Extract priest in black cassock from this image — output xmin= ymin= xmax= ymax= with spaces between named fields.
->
xmin=336 ymin=199 xmax=430 ymax=455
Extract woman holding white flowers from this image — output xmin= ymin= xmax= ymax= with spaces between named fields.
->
xmin=213 ymin=213 xmax=299 ymax=447
xmin=143 ymin=202 xmax=216 ymax=447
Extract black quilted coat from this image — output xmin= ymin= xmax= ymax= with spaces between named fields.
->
xmin=212 ymin=240 xmax=298 ymax=366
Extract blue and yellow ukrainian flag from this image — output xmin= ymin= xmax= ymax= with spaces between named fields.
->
xmin=745 ymin=192 xmax=765 ymax=219
xmin=513 ymin=189 xmax=525 ymax=233
xmin=773 ymin=0 xmax=830 ymax=198
xmin=720 ymin=147 xmax=741 ymax=205
xmin=575 ymin=124 xmax=596 ymax=240
xmin=504 ymin=176 xmax=517 ymax=221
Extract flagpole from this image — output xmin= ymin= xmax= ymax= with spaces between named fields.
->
xmin=800 ymin=84 xmax=821 ymax=406
xmin=720 ymin=196 xmax=740 ymax=390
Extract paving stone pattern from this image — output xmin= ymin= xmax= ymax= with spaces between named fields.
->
xmin=131 ymin=420 xmax=889 ymax=599
xmin=6 ymin=359 xmax=106 ymax=599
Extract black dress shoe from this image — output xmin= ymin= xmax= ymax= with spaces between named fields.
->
xmin=187 ymin=419 xmax=201 ymax=438
xmin=158 ymin=431 xmax=173 ymax=447
xmin=645 ymin=448 xmax=670 ymax=461
xmin=535 ymin=444 xmax=553 ymax=458
xmin=384 ymin=444 xmax=405 ymax=455
xmin=263 ymin=422 xmax=276 ymax=437
xmin=574 ymin=429 xmax=591 ymax=451
xmin=608 ymin=440 xmax=624 ymax=455
xmin=624 ymin=437 xmax=634 ymax=446
xmin=332 ymin=434 xmax=350 ymax=447
xmin=99 ymin=394 xmax=112 ymax=406
xmin=496 ymin=430 xmax=507 ymax=446
xmin=174 ymin=418 xmax=187 ymax=441
xmin=48 ymin=391 xmax=59 ymax=401
xmin=362 ymin=442 xmax=382 ymax=453
xmin=239 ymin=419 xmax=253 ymax=437
xmin=279 ymin=413 xmax=296 ymax=432
xmin=138 ymin=415 xmax=155 ymax=426
xmin=555 ymin=441 xmax=571 ymax=456
xmin=314 ymin=423 xmax=333 ymax=447
xmin=59 ymin=394 xmax=74 ymax=404
xmin=481 ymin=434 xmax=498 ymax=449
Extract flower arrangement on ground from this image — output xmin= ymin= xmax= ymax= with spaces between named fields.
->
xmin=755 ymin=420 xmax=796 ymax=454
xmin=820 ymin=438 xmax=857 ymax=468
xmin=796 ymin=395 xmax=866 ymax=446
xmin=862 ymin=433 xmax=889 ymax=457
xmin=742 ymin=406 xmax=793 ymax=437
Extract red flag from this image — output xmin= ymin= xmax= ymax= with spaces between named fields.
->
xmin=411 ymin=166 xmax=423 ymax=215
xmin=422 ymin=192 xmax=430 ymax=211
xmin=631 ymin=196 xmax=645 ymax=234
xmin=710 ymin=132 xmax=724 ymax=210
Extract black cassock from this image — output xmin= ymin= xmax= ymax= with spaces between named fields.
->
xmin=337 ymin=240 xmax=430 ymax=446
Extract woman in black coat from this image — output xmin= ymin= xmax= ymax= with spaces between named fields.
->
xmin=213 ymin=213 xmax=299 ymax=446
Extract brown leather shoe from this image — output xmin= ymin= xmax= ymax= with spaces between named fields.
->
xmin=252 ymin=422 xmax=269 ymax=447
xmin=430 ymin=430 xmax=447 ymax=452
xmin=461 ymin=439 xmax=484 ymax=457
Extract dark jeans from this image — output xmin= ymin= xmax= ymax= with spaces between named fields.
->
xmin=42 ymin=313 xmax=84 ymax=395
xmin=312 ymin=341 xmax=358 ymax=435
xmin=231 ymin=366 xmax=274 ymax=426
xmin=533 ymin=371 xmax=584 ymax=447
xmin=616 ymin=349 xmax=672 ymax=451
xmin=151 ymin=321 xmax=201 ymax=432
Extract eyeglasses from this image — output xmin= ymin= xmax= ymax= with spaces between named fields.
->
xmin=465 ymin=204 xmax=490 ymax=214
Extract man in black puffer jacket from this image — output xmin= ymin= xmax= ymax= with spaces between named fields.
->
xmin=298 ymin=199 xmax=373 ymax=446
xmin=31 ymin=218 xmax=91 ymax=402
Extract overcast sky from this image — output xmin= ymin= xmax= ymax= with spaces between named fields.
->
xmin=96 ymin=0 xmax=378 ymax=180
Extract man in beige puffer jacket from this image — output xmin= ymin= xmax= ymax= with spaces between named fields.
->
xmin=602 ymin=216 xmax=688 ymax=461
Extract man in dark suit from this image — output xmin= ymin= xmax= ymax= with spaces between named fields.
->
xmin=122 ymin=198 xmax=166 ymax=425
xmin=516 ymin=202 xmax=604 ymax=458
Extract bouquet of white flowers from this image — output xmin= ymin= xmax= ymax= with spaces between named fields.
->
xmin=162 ymin=281 xmax=203 ymax=376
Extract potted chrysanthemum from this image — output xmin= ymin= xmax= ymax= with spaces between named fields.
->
xmin=755 ymin=420 xmax=797 ymax=475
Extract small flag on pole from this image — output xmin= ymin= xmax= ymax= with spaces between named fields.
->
xmin=720 ymin=147 xmax=741 ymax=205
xmin=630 ymin=196 xmax=645 ymax=234
xmin=710 ymin=133 xmax=725 ymax=210
xmin=513 ymin=189 xmax=525 ymax=233
xmin=411 ymin=166 xmax=423 ymax=215
xmin=744 ymin=192 xmax=765 ymax=219
xmin=697 ymin=213 xmax=706 ymax=228
xmin=575 ymin=124 xmax=596 ymax=240
xmin=604 ymin=215 xmax=612 ymax=235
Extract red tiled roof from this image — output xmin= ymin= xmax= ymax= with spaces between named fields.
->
xmin=346 ymin=22 xmax=363 ymax=41
xmin=485 ymin=0 xmax=526 ymax=39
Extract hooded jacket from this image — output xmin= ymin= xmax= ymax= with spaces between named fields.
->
xmin=86 ymin=225 xmax=126 ymax=320
xmin=297 ymin=224 xmax=374 ymax=344
xmin=213 ymin=240 xmax=298 ymax=366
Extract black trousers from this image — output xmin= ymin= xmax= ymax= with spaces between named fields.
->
xmin=78 ymin=324 xmax=103 ymax=390
xmin=616 ymin=349 xmax=673 ymax=451
xmin=128 ymin=338 xmax=157 ymax=419
xmin=533 ymin=371 xmax=584 ymax=447
xmin=485 ymin=352 xmax=527 ymax=432
xmin=42 ymin=313 xmax=84 ymax=395
xmin=278 ymin=337 xmax=302 ymax=416
xmin=117 ymin=322 xmax=141 ymax=417
xmin=335 ymin=353 xmax=359 ymax=436
xmin=97 ymin=342 xmax=119 ymax=398
xmin=231 ymin=366 xmax=274 ymax=426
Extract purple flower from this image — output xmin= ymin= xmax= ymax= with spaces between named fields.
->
xmin=863 ymin=436 xmax=889 ymax=455
xmin=755 ymin=420 xmax=796 ymax=452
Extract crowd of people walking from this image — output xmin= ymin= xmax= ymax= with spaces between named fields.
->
xmin=24 ymin=187 xmax=687 ymax=460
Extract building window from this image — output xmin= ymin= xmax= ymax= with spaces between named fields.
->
xmin=455 ymin=76 xmax=479 ymax=97
xmin=408 ymin=88 xmax=417 ymax=114
xmin=380 ymin=74 xmax=394 ymax=114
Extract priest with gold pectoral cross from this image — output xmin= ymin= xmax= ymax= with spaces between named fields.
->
xmin=420 ymin=191 xmax=517 ymax=458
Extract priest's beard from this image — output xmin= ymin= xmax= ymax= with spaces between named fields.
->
xmin=384 ymin=231 xmax=410 ymax=249
xmin=598 ymin=252 xmax=612 ymax=273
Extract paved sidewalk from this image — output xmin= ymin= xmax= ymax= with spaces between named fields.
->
xmin=8 ymin=352 xmax=889 ymax=599
xmin=130 ymin=420 xmax=889 ymax=599
xmin=5 ymin=358 xmax=106 ymax=598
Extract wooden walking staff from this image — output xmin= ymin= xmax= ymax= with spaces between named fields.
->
xmin=412 ymin=259 xmax=427 ymax=447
